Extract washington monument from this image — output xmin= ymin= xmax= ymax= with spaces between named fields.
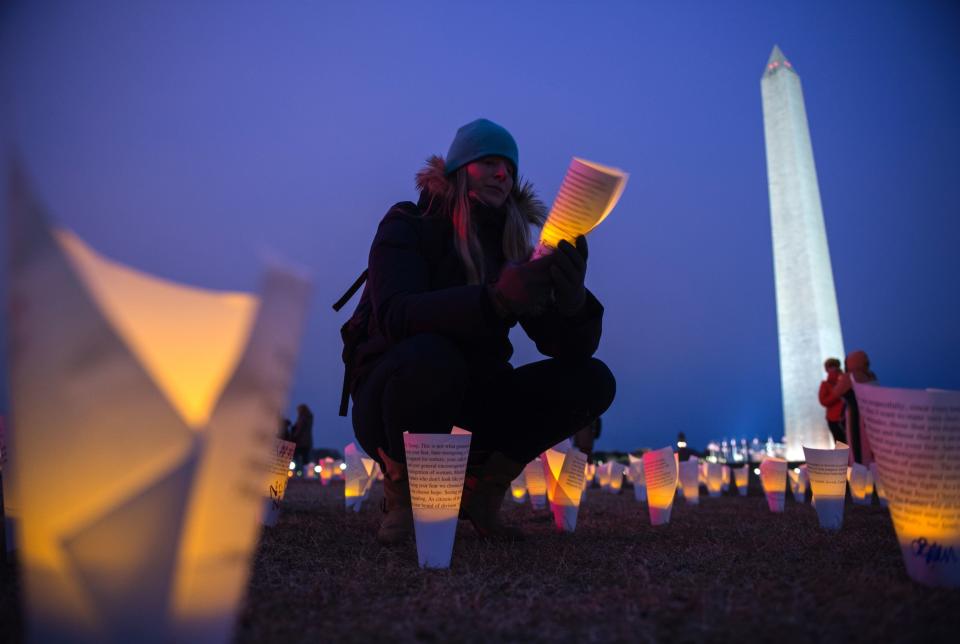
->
xmin=761 ymin=45 xmax=844 ymax=459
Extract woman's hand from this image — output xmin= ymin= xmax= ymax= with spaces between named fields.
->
xmin=487 ymin=255 xmax=554 ymax=319
xmin=551 ymin=236 xmax=588 ymax=316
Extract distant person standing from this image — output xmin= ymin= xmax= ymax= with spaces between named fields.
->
xmin=829 ymin=350 xmax=877 ymax=465
xmin=818 ymin=358 xmax=845 ymax=445
xmin=290 ymin=404 xmax=314 ymax=471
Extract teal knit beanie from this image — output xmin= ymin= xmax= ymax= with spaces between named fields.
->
xmin=444 ymin=118 xmax=518 ymax=176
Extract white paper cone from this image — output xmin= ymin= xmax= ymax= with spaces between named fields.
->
xmin=678 ymin=459 xmax=700 ymax=505
xmin=721 ymin=465 xmax=731 ymax=492
xmin=628 ymin=455 xmax=647 ymax=503
xmin=6 ymin=164 xmax=312 ymax=644
xmin=523 ymin=459 xmax=548 ymax=510
xmin=509 ymin=476 xmax=527 ymax=504
xmin=759 ymin=458 xmax=787 ymax=513
xmin=706 ymin=462 xmax=723 ymax=497
xmin=344 ymin=443 xmax=376 ymax=512
xmin=543 ymin=442 xmax=587 ymax=532
xmin=262 ymin=439 xmax=296 ymax=526
xmin=733 ymin=467 xmax=749 ymax=496
xmin=848 ymin=462 xmax=871 ymax=505
xmin=643 ymin=447 xmax=678 ymax=525
xmin=607 ymin=462 xmax=624 ymax=494
xmin=855 ymin=383 xmax=960 ymax=588
xmin=403 ymin=428 xmax=471 ymax=569
xmin=803 ymin=442 xmax=849 ymax=531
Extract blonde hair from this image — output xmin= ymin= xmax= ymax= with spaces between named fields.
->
xmin=449 ymin=168 xmax=537 ymax=284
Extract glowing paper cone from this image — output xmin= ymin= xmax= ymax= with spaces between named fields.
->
xmin=706 ymin=463 xmax=723 ymax=497
xmin=584 ymin=462 xmax=597 ymax=486
xmin=262 ymin=439 xmax=296 ymax=527
xmin=855 ymin=382 xmax=960 ymax=587
xmin=510 ymin=476 xmax=527 ymax=504
xmin=344 ymin=443 xmax=377 ymax=512
xmin=803 ymin=442 xmax=849 ymax=531
xmin=596 ymin=462 xmax=611 ymax=491
xmin=523 ymin=459 xmax=548 ymax=509
xmin=403 ymin=428 xmax=471 ymax=569
xmin=628 ymin=454 xmax=647 ymax=503
xmin=799 ymin=465 xmax=810 ymax=499
xmin=733 ymin=467 xmax=749 ymax=496
xmin=869 ymin=462 xmax=888 ymax=508
xmin=303 ymin=462 xmax=316 ymax=479
xmin=5 ymin=164 xmax=312 ymax=644
xmin=848 ymin=463 xmax=870 ymax=505
xmin=542 ymin=442 xmax=588 ymax=532
xmin=721 ymin=465 xmax=731 ymax=493
xmin=678 ymin=459 xmax=700 ymax=505
xmin=643 ymin=447 xmax=678 ymax=525
xmin=535 ymin=158 xmax=629 ymax=255
xmin=319 ymin=457 xmax=334 ymax=485
xmin=759 ymin=458 xmax=787 ymax=512
xmin=607 ymin=462 xmax=625 ymax=494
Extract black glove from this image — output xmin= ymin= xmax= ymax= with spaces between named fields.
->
xmin=487 ymin=255 xmax=555 ymax=319
xmin=551 ymin=236 xmax=587 ymax=316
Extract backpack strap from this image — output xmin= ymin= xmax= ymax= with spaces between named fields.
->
xmin=332 ymin=268 xmax=368 ymax=312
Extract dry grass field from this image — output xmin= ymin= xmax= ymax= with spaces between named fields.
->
xmin=3 ymin=477 xmax=959 ymax=643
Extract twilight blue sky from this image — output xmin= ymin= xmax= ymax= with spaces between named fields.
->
xmin=1 ymin=1 xmax=958 ymax=452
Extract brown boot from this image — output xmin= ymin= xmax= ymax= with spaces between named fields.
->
xmin=461 ymin=452 xmax=526 ymax=541
xmin=376 ymin=448 xmax=413 ymax=545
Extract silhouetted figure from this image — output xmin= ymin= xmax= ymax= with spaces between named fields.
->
xmin=827 ymin=350 xmax=878 ymax=464
xmin=339 ymin=119 xmax=615 ymax=544
xmin=818 ymin=357 xmax=845 ymax=444
xmin=278 ymin=416 xmax=292 ymax=441
xmin=290 ymin=404 xmax=314 ymax=471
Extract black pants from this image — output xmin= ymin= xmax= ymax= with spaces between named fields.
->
xmin=352 ymin=333 xmax=616 ymax=465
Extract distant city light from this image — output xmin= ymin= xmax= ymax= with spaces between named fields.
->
xmin=753 ymin=468 xmax=761 ymax=476
xmin=288 ymin=461 xmax=296 ymax=470
xmin=314 ymin=465 xmax=322 ymax=474
xmin=339 ymin=462 xmax=347 ymax=471
xmin=677 ymin=441 xmax=687 ymax=448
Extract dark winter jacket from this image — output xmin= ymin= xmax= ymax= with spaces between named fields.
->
xmin=349 ymin=158 xmax=605 ymax=396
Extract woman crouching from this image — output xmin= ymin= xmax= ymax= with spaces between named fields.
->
xmin=348 ymin=118 xmax=616 ymax=543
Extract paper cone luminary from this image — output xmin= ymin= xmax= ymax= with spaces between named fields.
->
xmin=607 ymin=462 xmax=625 ymax=494
xmin=584 ymin=462 xmax=597 ymax=486
xmin=596 ymin=461 xmax=612 ymax=491
xmin=848 ymin=463 xmax=871 ymax=506
xmin=344 ymin=443 xmax=377 ymax=512
xmin=803 ymin=442 xmax=849 ymax=531
xmin=705 ymin=462 xmax=723 ymax=497
xmin=510 ymin=476 xmax=527 ymax=504
xmin=721 ymin=465 xmax=731 ymax=493
xmin=628 ymin=454 xmax=647 ymax=503
xmin=643 ymin=447 xmax=679 ymax=525
xmin=854 ymin=382 xmax=960 ymax=588
xmin=759 ymin=458 xmax=787 ymax=512
xmin=733 ymin=466 xmax=749 ymax=496
xmin=320 ymin=457 xmax=335 ymax=485
xmin=403 ymin=428 xmax=471 ymax=569
xmin=5 ymin=164 xmax=312 ymax=644
xmin=523 ymin=459 xmax=548 ymax=509
xmin=678 ymin=459 xmax=700 ymax=505
xmin=542 ymin=441 xmax=588 ymax=532
xmin=262 ymin=439 xmax=296 ymax=527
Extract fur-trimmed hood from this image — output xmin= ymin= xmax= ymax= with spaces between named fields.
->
xmin=414 ymin=155 xmax=547 ymax=225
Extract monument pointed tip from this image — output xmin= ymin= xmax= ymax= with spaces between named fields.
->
xmin=764 ymin=44 xmax=795 ymax=76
